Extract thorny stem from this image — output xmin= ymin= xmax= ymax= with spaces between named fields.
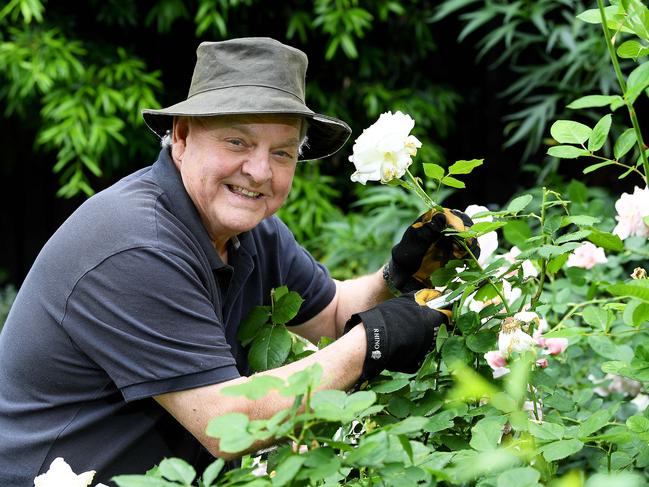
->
xmin=405 ymin=169 xmax=441 ymax=211
xmin=530 ymin=188 xmax=548 ymax=309
xmin=597 ymin=0 xmax=649 ymax=187
xmin=553 ymin=297 xmax=626 ymax=330
xmin=460 ymin=240 xmax=512 ymax=315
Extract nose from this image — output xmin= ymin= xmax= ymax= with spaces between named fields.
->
xmin=241 ymin=149 xmax=272 ymax=184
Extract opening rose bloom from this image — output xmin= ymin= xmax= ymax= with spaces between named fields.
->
xmin=34 ymin=458 xmax=108 ymax=487
xmin=349 ymin=111 xmax=421 ymax=184
xmin=567 ymin=241 xmax=607 ymax=269
xmin=612 ymin=186 xmax=649 ymax=239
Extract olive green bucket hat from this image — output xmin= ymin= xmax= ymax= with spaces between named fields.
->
xmin=142 ymin=37 xmax=351 ymax=161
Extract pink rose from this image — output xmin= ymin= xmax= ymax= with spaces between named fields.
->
xmin=612 ymin=186 xmax=649 ymax=240
xmin=567 ymin=242 xmax=608 ymax=269
xmin=536 ymin=358 xmax=549 ymax=368
xmin=543 ymin=337 xmax=568 ymax=356
xmin=484 ymin=351 xmax=510 ymax=378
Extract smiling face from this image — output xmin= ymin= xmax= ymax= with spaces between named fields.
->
xmin=171 ymin=114 xmax=302 ymax=254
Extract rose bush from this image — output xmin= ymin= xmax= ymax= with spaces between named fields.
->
xmin=68 ymin=1 xmax=649 ymax=486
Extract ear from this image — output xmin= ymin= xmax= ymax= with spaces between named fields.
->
xmin=171 ymin=116 xmax=190 ymax=168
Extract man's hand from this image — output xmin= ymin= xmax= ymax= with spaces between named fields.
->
xmin=343 ymin=289 xmax=450 ymax=382
xmin=386 ymin=208 xmax=479 ymax=293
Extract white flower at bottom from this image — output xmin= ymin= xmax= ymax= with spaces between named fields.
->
xmin=349 ymin=111 xmax=421 ymax=184
xmin=34 ymin=458 xmax=96 ymax=487
xmin=632 ymin=394 xmax=649 ymax=412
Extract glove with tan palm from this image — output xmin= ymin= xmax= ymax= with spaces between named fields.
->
xmin=384 ymin=208 xmax=479 ymax=294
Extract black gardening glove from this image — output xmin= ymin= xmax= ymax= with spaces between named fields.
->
xmin=385 ymin=208 xmax=480 ymax=294
xmin=343 ymin=289 xmax=451 ymax=383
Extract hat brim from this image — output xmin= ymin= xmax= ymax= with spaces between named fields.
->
xmin=142 ymin=86 xmax=351 ymax=161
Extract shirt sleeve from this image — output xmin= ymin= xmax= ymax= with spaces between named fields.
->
xmin=60 ymin=247 xmax=240 ymax=402
xmin=269 ymin=217 xmax=337 ymax=326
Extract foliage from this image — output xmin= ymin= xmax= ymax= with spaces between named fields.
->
xmin=433 ymin=0 xmax=626 ymax=162
xmin=108 ymin=2 xmax=649 ymax=485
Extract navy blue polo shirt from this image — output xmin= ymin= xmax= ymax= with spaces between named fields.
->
xmin=0 ymin=148 xmax=336 ymax=486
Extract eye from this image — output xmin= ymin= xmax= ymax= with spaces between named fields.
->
xmin=226 ymin=138 xmax=246 ymax=148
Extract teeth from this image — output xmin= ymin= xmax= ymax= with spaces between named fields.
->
xmin=230 ymin=185 xmax=261 ymax=198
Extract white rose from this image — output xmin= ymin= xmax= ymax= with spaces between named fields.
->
xmin=566 ymin=241 xmax=608 ymax=269
xmin=612 ymin=186 xmax=649 ymax=239
xmin=34 ymin=458 xmax=96 ymax=487
xmin=502 ymin=246 xmax=538 ymax=278
xmin=498 ymin=317 xmax=536 ymax=356
xmin=349 ymin=111 xmax=421 ymax=184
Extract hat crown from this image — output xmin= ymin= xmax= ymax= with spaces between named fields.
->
xmin=188 ymin=37 xmax=307 ymax=102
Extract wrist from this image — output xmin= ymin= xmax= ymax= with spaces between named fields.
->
xmin=382 ymin=262 xmax=401 ymax=296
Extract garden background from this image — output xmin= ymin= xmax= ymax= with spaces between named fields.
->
xmin=4 ymin=1 xmax=649 ymax=486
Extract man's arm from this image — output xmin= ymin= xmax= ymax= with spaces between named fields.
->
xmin=154 ymin=324 xmax=367 ymax=460
xmin=289 ymin=267 xmax=392 ymax=344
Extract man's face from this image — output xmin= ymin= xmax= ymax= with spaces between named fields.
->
xmin=171 ymin=114 xmax=301 ymax=250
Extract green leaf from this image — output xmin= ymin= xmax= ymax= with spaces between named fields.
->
xmin=442 ymin=336 xmax=472 ymax=369
xmin=237 ymin=306 xmax=271 ymax=346
xmin=296 ymin=448 xmax=341 ymax=483
xmin=271 ymin=291 xmax=304 ymax=325
xmin=609 ymin=280 xmax=649 ymax=302
xmin=617 ymin=40 xmax=649 ymax=59
xmin=614 ymin=128 xmax=637 ymax=160
xmin=554 ymin=229 xmax=591 ymax=244
xmin=503 ymin=220 xmax=532 ymax=247
xmin=528 ymin=421 xmax=565 ymax=441
xmin=547 ymin=145 xmax=589 ymax=159
xmin=588 ymin=335 xmax=633 ymax=361
xmin=547 ymin=254 xmax=569 ymax=275
xmin=272 ymin=285 xmax=290 ymax=302
xmin=112 ymin=476 xmax=180 ymax=487
xmin=440 ymin=175 xmax=466 ymax=188
xmin=448 ymin=158 xmax=484 ymax=175
xmin=623 ymin=300 xmax=649 ymax=327
xmin=221 ymin=375 xmax=285 ymax=400
xmin=385 ymin=416 xmax=431 ymax=435
xmin=562 ymin=215 xmax=601 ymax=227
xmin=540 ymin=438 xmax=584 ymax=462
xmin=588 ymin=114 xmax=612 ymax=152
xmin=424 ymin=410 xmax=457 ymax=433
xmin=310 ymin=390 xmax=376 ymax=423
xmin=206 ymin=413 xmax=255 ymax=453
xmin=249 ymin=325 xmax=292 ymax=372
xmin=457 ymin=311 xmax=480 ymax=335
xmin=158 ymin=458 xmax=196 ymax=484
xmin=550 ymin=120 xmax=592 ymax=144
xmin=587 ymin=229 xmax=624 ymax=251
xmin=506 ymin=194 xmax=533 ymax=213
xmin=567 ymin=94 xmax=623 ymax=109
xmin=272 ymin=455 xmax=306 ymax=486
xmin=202 ymin=459 xmax=225 ymax=487
xmin=280 ymin=363 xmax=322 ymax=397
xmin=497 ymin=467 xmax=540 ymax=487
xmin=583 ymin=160 xmax=616 ymax=174
xmin=627 ymin=415 xmax=649 ymax=433
xmin=423 ymin=162 xmax=445 ymax=180
xmin=577 ymin=409 xmax=612 ymax=437
xmin=627 ymin=62 xmax=649 ymax=104
xmin=465 ymin=330 xmax=497 ymax=353
xmin=470 ymin=415 xmax=508 ymax=451
xmin=581 ymin=306 xmax=611 ymax=330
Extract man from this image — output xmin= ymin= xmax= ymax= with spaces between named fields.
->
xmin=0 ymin=38 xmax=475 ymax=485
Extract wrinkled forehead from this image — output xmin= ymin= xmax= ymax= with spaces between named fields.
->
xmin=190 ymin=114 xmax=304 ymax=131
